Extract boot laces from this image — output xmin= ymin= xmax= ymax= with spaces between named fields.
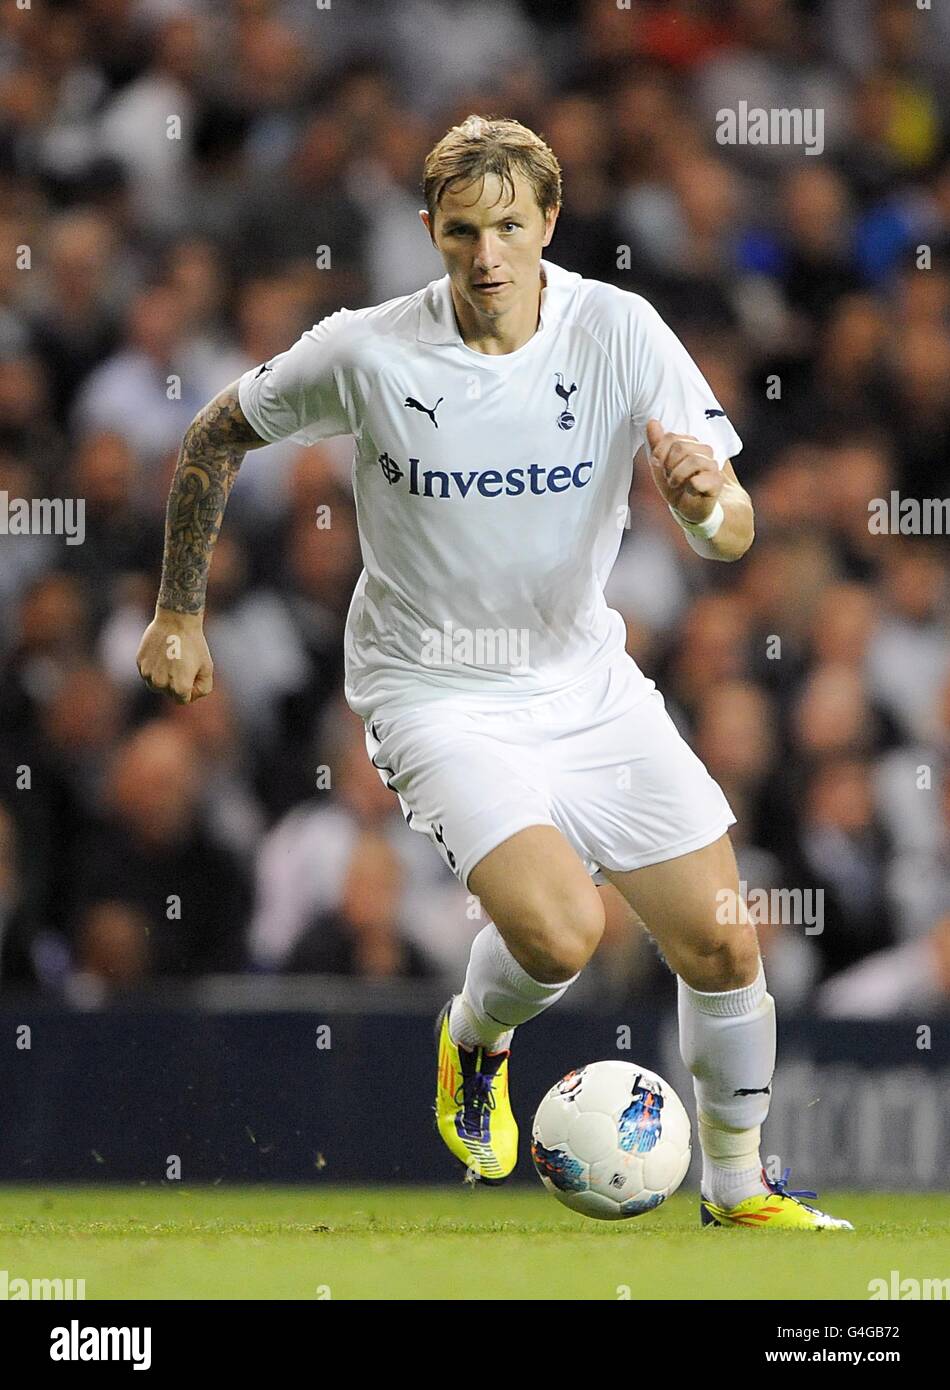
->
xmin=763 ymin=1166 xmax=818 ymax=1202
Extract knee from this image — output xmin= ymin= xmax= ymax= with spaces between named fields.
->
xmin=512 ymin=889 xmax=606 ymax=982
xmin=674 ymin=923 xmax=761 ymax=993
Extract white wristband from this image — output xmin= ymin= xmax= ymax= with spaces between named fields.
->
xmin=668 ymin=499 xmax=725 ymax=540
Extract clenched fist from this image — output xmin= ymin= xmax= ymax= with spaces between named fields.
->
xmin=645 ymin=417 xmax=724 ymax=524
xmin=136 ymin=608 xmax=214 ymax=704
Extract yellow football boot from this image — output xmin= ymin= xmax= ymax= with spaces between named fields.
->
xmin=434 ymin=998 xmax=518 ymax=1183
xmin=701 ymin=1168 xmax=854 ymax=1230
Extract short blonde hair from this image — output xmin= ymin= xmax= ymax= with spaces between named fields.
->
xmin=423 ymin=115 xmax=562 ymax=226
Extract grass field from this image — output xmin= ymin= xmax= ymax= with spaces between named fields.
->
xmin=0 ymin=1186 xmax=947 ymax=1300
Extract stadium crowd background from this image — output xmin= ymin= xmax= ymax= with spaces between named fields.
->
xmin=0 ymin=0 xmax=947 ymax=1016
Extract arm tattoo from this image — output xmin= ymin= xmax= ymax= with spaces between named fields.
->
xmin=157 ymin=386 xmax=266 ymax=614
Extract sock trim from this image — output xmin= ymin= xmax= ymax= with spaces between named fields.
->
xmin=449 ymin=993 xmax=514 ymax=1053
xmin=493 ymin=929 xmax=581 ymax=998
xmin=680 ymin=958 xmax=766 ymax=1017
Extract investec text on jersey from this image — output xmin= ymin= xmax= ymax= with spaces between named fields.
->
xmin=377 ymin=453 xmax=595 ymax=499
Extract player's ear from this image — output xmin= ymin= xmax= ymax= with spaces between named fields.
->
xmin=419 ymin=209 xmax=434 ymax=241
xmin=541 ymin=205 xmax=559 ymax=247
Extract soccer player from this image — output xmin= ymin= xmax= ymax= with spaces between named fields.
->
xmin=137 ymin=116 xmax=851 ymax=1230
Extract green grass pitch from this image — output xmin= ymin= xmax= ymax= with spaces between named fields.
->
xmin=0 ymin=1187 xmax=947 ymax=1300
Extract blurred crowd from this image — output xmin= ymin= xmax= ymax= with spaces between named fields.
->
xmin=0 ymin=0 xmax=948 ymax=1014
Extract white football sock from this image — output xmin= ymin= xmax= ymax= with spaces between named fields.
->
xmin=677 ymin=958 xmax=775 ymax=1207
xmin=449 ymin=922 xmax=579 ymax=1052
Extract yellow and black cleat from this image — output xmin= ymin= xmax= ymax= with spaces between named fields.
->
xmin=434 ymin=999 xmax=518 ymax=1183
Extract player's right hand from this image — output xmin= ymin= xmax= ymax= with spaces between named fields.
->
xmin=135 ymin=608 xmax=214 ymax=704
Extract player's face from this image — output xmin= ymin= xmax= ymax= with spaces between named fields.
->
xmin=421 ymin=170 xmax=558 ymax=321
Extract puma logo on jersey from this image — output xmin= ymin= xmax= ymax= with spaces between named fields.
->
xmin=404 ymin=395 xmax=443 ymax=427
xmin=704 ymin=407 xmax=726 ymax=419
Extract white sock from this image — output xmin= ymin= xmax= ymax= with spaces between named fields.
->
xmin=677 ymin=958 xmax=775 ymax=1207
xmin=449 ymin=922 xmax=579 ymax=1052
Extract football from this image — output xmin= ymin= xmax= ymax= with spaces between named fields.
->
xmin=531 ymin=1060 xmax=691 ymax=1220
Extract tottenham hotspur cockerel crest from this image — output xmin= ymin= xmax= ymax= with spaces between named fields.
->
xmin=554 ymin=372 xmax=577 ymax=429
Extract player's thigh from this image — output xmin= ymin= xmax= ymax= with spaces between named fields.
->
xmin=603 ymin=832 xmax=759 ymax=990
xmin=549 ymin=668 xmax=736 ymax=876
xmin=469 ymin=825 xmax=606 ymax=982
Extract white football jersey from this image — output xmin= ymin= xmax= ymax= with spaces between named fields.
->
xmin=237 ymin=258 xmax=742 ymax=720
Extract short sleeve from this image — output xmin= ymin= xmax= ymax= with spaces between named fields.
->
xmin=629 ymin=297 xmax=742 ymax=468
xmin=237 ymin=309 xmax=354 ymax=446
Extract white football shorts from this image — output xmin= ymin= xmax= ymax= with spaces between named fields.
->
xmin=363 ymin=654 xmax=736 ymax=890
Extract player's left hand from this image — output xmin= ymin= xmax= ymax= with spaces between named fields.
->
xmin=645 ymin=418 xmax=724 ymax=524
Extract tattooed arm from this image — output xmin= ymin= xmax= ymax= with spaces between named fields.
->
xmin=136 ymin=383 xmax=269 ymax=702
xmin=158 ymin=383 xmax=269 ymax=614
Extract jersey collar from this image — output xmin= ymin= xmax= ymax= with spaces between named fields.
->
xmin=417 ymin=258 xmax=574 ymax=346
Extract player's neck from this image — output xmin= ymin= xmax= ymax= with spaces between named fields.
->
xmin=450 ymin=267 xmax=546 ymax=356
